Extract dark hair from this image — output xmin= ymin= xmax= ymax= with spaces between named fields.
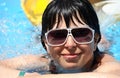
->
xmin=41 ymin=0 xmax=101 ymax=50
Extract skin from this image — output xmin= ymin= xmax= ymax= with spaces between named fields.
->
xmin=0 ymin=55 xmax=49 ymax=70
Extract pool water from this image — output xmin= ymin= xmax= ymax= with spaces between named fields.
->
xmin=0 ymin=0 xmax=46 ymax=59
xmin=0 ymin=0 xmax=120 ymax=61
xmin=104 ymin=22 xmax=120 ymax=61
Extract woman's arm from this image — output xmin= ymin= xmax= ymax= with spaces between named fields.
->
xmin=0 ymin=65 xmax=20 ymax=78
xmin=1 ymin=65 xmax=119 ymax=78
xmin=0 ymin=54 xmax=120 ymax=78
xmin=92 ymin=54 xmax=120 ymax=76
xmin=0 ymin=54 xmax=49 ymax=71
xmin=0 ymin=54 xmax=49 ymax=78
xmin=21 ymin=72 xmax=119 ymax=78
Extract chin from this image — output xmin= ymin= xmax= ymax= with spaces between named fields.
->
xmin=56 ymin=63 xmax=83 ymax=73
xmin=64 ymin=64 xmax=78 ymax=69
xmin=54 ymin=60 xmax=85 ymax=73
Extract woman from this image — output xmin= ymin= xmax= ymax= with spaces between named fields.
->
xmin=41 ymin=0 xmax=102 ymax=73
xmin=33 ymin=0 xmax=119 ymax=77
xmin=40 ymin=0 xmax=120 ymax=73
xmin=1 ymin=0 xmax=120 ymax=78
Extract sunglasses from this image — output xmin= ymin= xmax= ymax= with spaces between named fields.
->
xmin=45 ymin=27 xmax=94 ymax=46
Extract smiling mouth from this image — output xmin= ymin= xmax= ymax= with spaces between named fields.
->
xmin=61 ymin=53 xmax=80 ymax=60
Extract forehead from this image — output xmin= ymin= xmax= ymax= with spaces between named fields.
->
xmin=52 ymin=15 xmax=88 ymax=29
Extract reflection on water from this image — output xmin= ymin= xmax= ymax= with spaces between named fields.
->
xmin=0 ymin=0 xmax=46 ymax=60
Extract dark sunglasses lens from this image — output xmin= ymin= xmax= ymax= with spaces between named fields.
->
xmin=47 ymin=29 xmax=68 ymax=45
xmin=72 ymin=28 xmax=93 ymax=43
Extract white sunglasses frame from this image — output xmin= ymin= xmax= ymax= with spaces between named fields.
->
xmin=45 ymin=27 xmax=95 ymax=46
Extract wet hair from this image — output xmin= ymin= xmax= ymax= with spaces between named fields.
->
xmin=41 ymin=0 xmax=101 ymax=49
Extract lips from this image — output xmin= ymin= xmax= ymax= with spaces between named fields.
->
xmin=61 ymin=53 xmax=80 ymax=61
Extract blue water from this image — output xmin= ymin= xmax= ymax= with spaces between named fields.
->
xmin=0 ymin=0 xmax=120 ymax=61
xmin=104 ymin=22 xmax=120 ymax=61
xmin=0 ymin=0 xmax=46 ymax=59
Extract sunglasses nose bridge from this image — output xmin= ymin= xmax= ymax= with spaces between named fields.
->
xmin=67 ymin=28 xmax=72 ymax=36
xmin=66 ymin=29 xmax=76 ymax=42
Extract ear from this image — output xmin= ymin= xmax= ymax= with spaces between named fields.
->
xmin=93 ymin=33 xmax=100 ymax=51
xmin=93 ymin=41 xmax=98 ymax=51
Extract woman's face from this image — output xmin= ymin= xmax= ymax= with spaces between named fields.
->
xmin=44 ymin=17 xmax=97 ymax=70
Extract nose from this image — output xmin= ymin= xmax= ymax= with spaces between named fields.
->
xmin=64 ymin=36 xmax=77 ymax=49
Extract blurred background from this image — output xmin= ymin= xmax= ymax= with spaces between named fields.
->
xmin=0 ymin=0 xmax=46 ymax=59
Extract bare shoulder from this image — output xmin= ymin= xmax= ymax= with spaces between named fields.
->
xmin=94 ymin=53 xmax=120 ymax=75
xmin=100 ymin=53 xmax=116 ymax=62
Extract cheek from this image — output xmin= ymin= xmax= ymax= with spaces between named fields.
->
xmin=85 ymin=45 xmax=93 ymax=55
xmin=85 ymin=43 xmax=95 ymax=61
xmin=83 ymin=44 xmax=94 ymax=60
xmin=47 ymin=46 xmax=63 ymax=59
xmin=79 ymin=43 xmax=95 ymax=56
xmin=82 ymin=42 xmax=95 ymax=52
